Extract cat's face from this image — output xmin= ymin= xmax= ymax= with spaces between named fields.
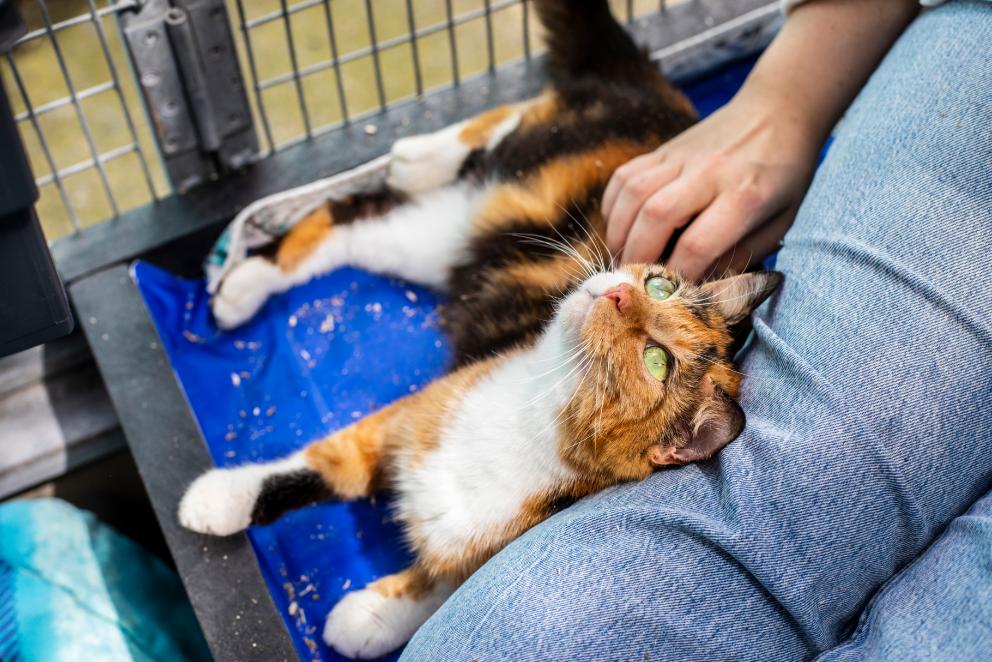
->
xmin=553 ymin=264 xmax=781 ymax=482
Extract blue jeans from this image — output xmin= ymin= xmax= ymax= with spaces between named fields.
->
xmin=401 ymin=2 xmax=992 ymax=660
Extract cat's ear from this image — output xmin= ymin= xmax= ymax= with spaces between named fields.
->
xmin=649 ymin=380 xmax=744 ymax=467
xmin=698 ymin=271 xmax=783 ymax=325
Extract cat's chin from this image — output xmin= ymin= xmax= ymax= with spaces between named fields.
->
xmin=554 ymin=289 xmax=597 ymax=348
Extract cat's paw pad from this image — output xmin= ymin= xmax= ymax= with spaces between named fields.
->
xmin=178 ymin=467 xmax=262 ymax=536
xmin=387 ymin=126 xmax=470 ymax=195
xmin=323 ymin=589 xmax=418 ymax=659
xmin=212 ymin=257 xmax=283 ymax=329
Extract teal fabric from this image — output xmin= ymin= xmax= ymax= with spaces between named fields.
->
xmin=0 ymin=498 xmax=210 ymax=662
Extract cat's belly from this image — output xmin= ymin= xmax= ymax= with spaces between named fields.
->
xmin=395 ymin=463 xmax=547 ymax=553
xmin=392 ymin=354 xmax=575 ymax=561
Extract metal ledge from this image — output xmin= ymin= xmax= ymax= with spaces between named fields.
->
xmin=70 ymin=265 xmax=297 ymax=662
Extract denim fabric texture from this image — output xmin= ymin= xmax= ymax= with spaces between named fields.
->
xmin=402 ymin=2 xmax=992 ymax=660
xmin=816 ymin=491 xmax=992 ymax=661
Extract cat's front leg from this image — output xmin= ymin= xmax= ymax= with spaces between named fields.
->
xmin=323 ymin=566 xmax=455 ymax=659
xmin=179 ymin=404 xmax=397 ymax=535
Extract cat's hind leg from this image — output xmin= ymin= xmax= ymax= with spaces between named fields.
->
xmin=212 ymin=203 xmax=334 ymax=329
xmin=387 ymin=102 xmax=527 ymax=195
xmin=323 ymin=566 xmax=455 ymax=659
xmin=179 ymin=404 xmax=396 ymax=535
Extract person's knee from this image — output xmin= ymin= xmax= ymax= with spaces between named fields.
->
xmin=403 ymin=487 xmax=809 ymax=661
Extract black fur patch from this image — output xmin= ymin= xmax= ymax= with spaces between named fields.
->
xmin=444 ymin=203 xmax=598 ymax=365
xmin=329 ymin=190 xmax=407 ymax=225
xmin=482 ymin=80 xmax=694 ymax=184
xmin=250 ymin=469 xmax=332 ymax=526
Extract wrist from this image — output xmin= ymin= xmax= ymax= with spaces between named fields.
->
xmin=729 ymin=73 xmax=830 ymax=156
xmin=735 ymin=0 xmax=919 ymax=146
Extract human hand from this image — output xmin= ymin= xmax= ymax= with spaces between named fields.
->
xmin=603 ymin=85 xmax=819 ymax=280
xmin=602 ymin=0 xmax=920 ymax=281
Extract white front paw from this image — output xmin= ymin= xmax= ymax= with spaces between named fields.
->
xmin=387 ymin=124 xmax=470 ymax=195
xmin=212 ymin=257 xmax=284 ymax=329
xmin=324 ymin=589 xmax=419 ymax=660
xmin=178 ymin=467 xmax=262 ymax=536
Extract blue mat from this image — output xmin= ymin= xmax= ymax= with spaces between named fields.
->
xmin=134 ymin=56 xmax=757 ymax=661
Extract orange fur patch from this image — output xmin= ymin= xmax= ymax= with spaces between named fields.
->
xmin=472 ymin=141 xmax=649 ymax=238
xmin=412 ymin=477 xmax=602 ymax=583
xmin=458 ymin=105 xmax=517 ymax=149
xmin=518 ymin=91 xmax=561 ymax=129
xmin=276 ymin=204 xmax=333 ymax=273
xmin=303 ymin=355 xmax=501 ymax=503
xmin=498 ymin=254 xmax=596 ymax=293
xmin=388 ymin=355 xmax=503 ymax=467
xmin=369 ymin=566 xmax=436 ymax=600
xmin=304 ymin=404 xmax=397 ymax=498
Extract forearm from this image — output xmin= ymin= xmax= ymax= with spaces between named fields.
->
xmin=741 ymin=0 xmax=919 ymax=143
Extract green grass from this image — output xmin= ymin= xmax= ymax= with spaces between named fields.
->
xmin=1 ymin=0 xmax=666 ymax=240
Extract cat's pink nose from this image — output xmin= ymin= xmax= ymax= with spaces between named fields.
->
xmin=601 ymin=283 xmax=634 ymax=313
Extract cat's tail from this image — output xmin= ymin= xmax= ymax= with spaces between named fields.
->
xmin=533 ymin=0 xmax=658 ymax=85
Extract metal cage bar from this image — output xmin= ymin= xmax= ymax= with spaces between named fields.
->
xmin=522 ymin=0 xmax=531 ymax=60
xmin=11 ymin=81 xmax=114 ymax=122
xmin=83 ymin=0 xmax=157 ymax=202
xmin=320 ymin=0 xmax=350 ymax=122
xmin=234 ymin=0 xmax=276 ymax=151
xmin=404 ymin=0 xmax=424 ymax=96
xmin=445 ymin=0 xmax=460 ymax=85
xmin=278 ymin=0 xmax=313 ymax=139
xmin=483 ymin=0 xmax=496 ymax=73
xmin=5 ymin=53 xmax=79 ymax=230
xmin=255 ymin=0 xmax=523 ymax=91
xmin=35 ymin=0 xmax=119 ymax=218
xmin=361 ymin=0 xmax=387 ymax=111
xmin=3 ymin=0 xmax=169 ymax=236
xmin=15 ymin=1 xmax=137 ymax=45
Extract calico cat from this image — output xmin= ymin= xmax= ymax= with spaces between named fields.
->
xmin=178 ymin=0 xmax=782 ymax=658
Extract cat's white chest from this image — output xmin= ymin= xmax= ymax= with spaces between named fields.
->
xmin=395 ymin=356 xmax=573 ymax=551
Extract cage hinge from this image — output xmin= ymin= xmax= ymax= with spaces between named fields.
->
xmin=121 ymin=0 xmax=258 ymax=193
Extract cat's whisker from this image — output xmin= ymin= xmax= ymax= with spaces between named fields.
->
xmin=568 ymin=203 xmax=613 ymax=274
xmin=557 ymin=359 xmax=606 ymax=455
xmin=510 ymin=232 xmax=597 ymax=282
xmin=528 ymin=353 xmax=593 ymax=441
xmin=520 ymin=349 xmax=590 ymax=408
xmin=554 ymin=202 xmax=608 ymax=275
xmin=544 ymin=216 xmax=599 ymax=280
xmin=512 ymin=346 xmax=587 ymax=383
xmin=593 ymin=352 xmax=611 ymax=457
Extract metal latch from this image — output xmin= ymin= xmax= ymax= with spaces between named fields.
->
xmin=120 ymin=0 xmax=258 ymax=192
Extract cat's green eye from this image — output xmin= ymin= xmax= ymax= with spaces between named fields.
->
xmin=643 ymin=346 xmax=669 ymax=381
xmin=645 ymin=276 xmax=675 ymax=300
